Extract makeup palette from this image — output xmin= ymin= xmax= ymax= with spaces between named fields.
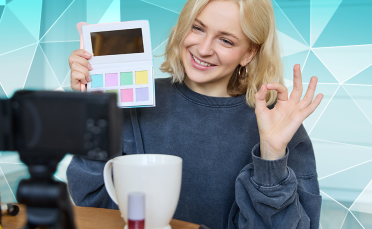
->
xmin=82 ymin=20 xmax=155 ymax=107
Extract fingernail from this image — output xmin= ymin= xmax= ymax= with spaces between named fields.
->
xmin=88 ymin=63 xmax=92 ymax=70
xmin=88 ymin=75 xmax=92 ymax=82
xmin=267 ymin=83 xmax=273 ymax=87
xmin=85 ymin=52 xmax=91 ymax=58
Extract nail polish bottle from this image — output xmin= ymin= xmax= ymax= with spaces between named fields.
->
xmin=128 ymin=192 xmax=145 ymax=229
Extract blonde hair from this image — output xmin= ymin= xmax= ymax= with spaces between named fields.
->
xmin=160 ymin=0 xmax=283 ymax=107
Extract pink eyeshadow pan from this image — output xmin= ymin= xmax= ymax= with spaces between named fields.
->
xmin=121 ymin=89 xmax=133 ymax=102
xmin=105 ymin=73 xmax=118 ymax=87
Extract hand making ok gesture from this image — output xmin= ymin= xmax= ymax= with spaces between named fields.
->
xmin=255 ymin=64 xmax=324 ymax=160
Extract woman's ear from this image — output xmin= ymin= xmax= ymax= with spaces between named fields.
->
xmin=240 ymin=45 xmax=258 ymax=66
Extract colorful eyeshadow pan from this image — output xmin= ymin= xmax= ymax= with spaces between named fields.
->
xmin=121 ymin=72 xmax=133 ymax=85
xmin=136 ymin=88 xmax=149 ymax=101
xmin=91 ymin=74 xmax=103 ymax=88
xmin=106 ymin=89 xmax=119 ymax=101
xmin=121 ymin=89 xmax=133 ymax=102
xmin=106 ymin=73 xmax=118 ymax=87
xmin=135 ymin=71 xmax=148 ymax=85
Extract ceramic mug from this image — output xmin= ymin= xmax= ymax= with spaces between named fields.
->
xmin=103 ymin=154 xmax=182 ymax=229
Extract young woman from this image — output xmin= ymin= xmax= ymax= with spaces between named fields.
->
xmin=67 ymin=0 xmax=323 ymax=228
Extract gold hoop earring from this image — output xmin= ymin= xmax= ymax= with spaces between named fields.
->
xmin=238 ymin=65 xmax=248 ymax=79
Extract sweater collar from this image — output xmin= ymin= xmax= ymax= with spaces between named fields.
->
xmin=174 ymin=81 xmax=246 ymax=108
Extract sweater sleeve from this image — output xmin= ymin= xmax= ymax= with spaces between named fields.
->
xmin=66 ymin=109 xmax=136 ymax=210
xmin=66 ymin=155 xmax=119 ymax=209
xmin=228 ymin=138 xmax=322 ymax=229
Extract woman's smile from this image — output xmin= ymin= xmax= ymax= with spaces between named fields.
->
xmin=189 ymin=51 xmax=217 ymax=71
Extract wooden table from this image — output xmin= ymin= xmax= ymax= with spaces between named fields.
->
xmin=2 ymin=205 xmax=200 ymax=229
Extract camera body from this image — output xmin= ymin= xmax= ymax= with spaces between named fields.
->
xmin=0 ymin=90 xmax=122 ymax=160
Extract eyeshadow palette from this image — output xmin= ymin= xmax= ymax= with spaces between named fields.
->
xmin=82 ymin=20 xmax=155 ymax=107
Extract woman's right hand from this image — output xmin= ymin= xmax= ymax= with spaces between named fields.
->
xmin=68 ymin=49 xmax=93 ymax=91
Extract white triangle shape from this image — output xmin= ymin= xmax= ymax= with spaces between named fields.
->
xmin=54 ymin=87 xmax=64 ymax=91
xmin=277 ymin=30 xmax=309 ymax=57
xmin=7 ymin=0 xmax=43 ymax=41
xmin=350 ymin=179 xmax=372 ymax=214
xmin=312 ymin=44 xmax=372 ymax=83
xmin=310 ymin=0 xmax=343 ymax=47
xmin=99 ymin=0 xmax=120 ymax=23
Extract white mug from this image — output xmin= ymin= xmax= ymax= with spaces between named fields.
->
xmin=103 ymin=154 xmax=182 ymax=229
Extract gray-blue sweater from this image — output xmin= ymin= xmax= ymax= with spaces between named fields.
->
xmin=67 ymin=78 xmax=321 ymax=229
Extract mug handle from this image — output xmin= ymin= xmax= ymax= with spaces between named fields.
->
xmin=103 ymin=159 xmax=118 ymax=205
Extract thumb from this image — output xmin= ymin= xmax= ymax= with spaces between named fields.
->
xmin=80 ymin=83 xmax=86 ymax=92
xmin=255 ymin=84 xmax=268 ymax=114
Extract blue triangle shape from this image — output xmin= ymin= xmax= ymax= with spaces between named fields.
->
xmin=138 ymin=0 xmax=187 ymax=14
xmin=0 ymin=6 xmax=4 ymax=18
xmin=274 ymin=0 xmax=310 ymax=45
xmin=24 ymin=45 xmax=60 ymax=90
xmin=0 ymin=162 xmax=29 ymax=203
xmin=344 ymin=65 xmax=372 ymax=85
xmin=0 ymin=84 xmax=7 ymax=99
xmin=310 ymin=86 xmax=372 ymax=147
xmin=87 ymin=0 xmax=113 ymax=24
xmin=302 ymin=50 xmax=338 ymax=83
xmin=273 ymin=2 xmax=308 ymax=46
xmin=0 ymin=6 xmax=37 ymax=55
xmin=314 ymin=0 xmax=372 ymax=48
xmin=40 ymin=0 xmax=86 ymax=42
xmin=40 ymin=41 xmax=79 ymax=85
xmin=349 ymin=211 xmax=372 ymax=228
xmin=0 ymin=44 xmax=37 ymax=97
xmin=303 ymin=84 xmax=339 ymax=133
xmin=343 ymin=85 xmax=372 ymax=123
xmin=320 ymin=197 xmax=348 ymax=229
xmin=39 ymin=0 xmax=74 ymax=40
xmin=281 ymin=50 xmax=309 ymax=81
xmin=319 ymin=160 xmax=372 ymax=209
xmin=121 ymin=0 xmax=179 ymax=50
xmin=341 ymin=212 xmax=363 ymax=229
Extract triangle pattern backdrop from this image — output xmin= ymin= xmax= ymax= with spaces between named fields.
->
xmin=0 ymin=0 xmax=370 ymax=227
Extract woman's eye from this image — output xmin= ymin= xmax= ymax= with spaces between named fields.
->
xmin=222 ymin=39 xmax=234 ymax=46
xmin=192 ymin=25 xmax=203 ymax=32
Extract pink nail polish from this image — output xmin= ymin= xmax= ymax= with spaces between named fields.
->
xmin=85 ymin=52 xmax=91 ymax=58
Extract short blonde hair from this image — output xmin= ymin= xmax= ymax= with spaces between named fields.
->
xmin=160 ymin=0 xmax=283 ymax=107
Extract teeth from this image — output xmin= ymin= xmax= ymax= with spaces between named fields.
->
xmin=192 ymin=54 xmax=212 ymax=66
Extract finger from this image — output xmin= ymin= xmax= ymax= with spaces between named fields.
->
xmin=71 ymin=71 xmax=87 ymax=91
xmin=255 ymin=84 xmax=269 ymax=114
xmin=289 ymin=64 xmax=303 ymax=103
xmin=266 ymin=82 xmax=288 ymax=101
xmin=302 ymin=93 xmax=324 ymax=118
xmin=69 ymin=54 xmax=92 ymax=71
xmin=71 ymin=62 xmax=91 ymax=82
xmin=299 ymin=76 xmax=318 ymax=110
xmin=70 ymin=49 xmax=92 ymax=64
xmin=81 ymin=83 xmax=87 ymax=92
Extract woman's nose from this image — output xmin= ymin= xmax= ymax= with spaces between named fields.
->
xmin=197 ymin=36 xmax=214 ymax=56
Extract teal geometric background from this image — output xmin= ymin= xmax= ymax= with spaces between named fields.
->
xmin=0 ymin=0 xmax=371 ymax=228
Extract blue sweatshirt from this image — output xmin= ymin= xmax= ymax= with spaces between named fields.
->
xmin=67 ymin=77 xmax=321 ymax=229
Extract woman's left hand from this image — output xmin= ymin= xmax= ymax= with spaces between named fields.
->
xmin=254 ymin=64 xmax=323 ymax=160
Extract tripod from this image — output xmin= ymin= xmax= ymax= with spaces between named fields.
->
xmin=16 ymin=153 xmax=76 ymax=229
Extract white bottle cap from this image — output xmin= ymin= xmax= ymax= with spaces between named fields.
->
xmin=128 ymin=192 xmax=145 ymax=220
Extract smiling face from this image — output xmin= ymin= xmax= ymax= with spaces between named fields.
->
xmin=181 ymin=0 xmax=256 ymax=96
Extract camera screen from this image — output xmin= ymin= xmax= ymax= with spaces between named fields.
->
xmin=90 ymin=28 xmax=144 ymax=56
xmin=22 ymin=98 xmax=86 ymax=152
